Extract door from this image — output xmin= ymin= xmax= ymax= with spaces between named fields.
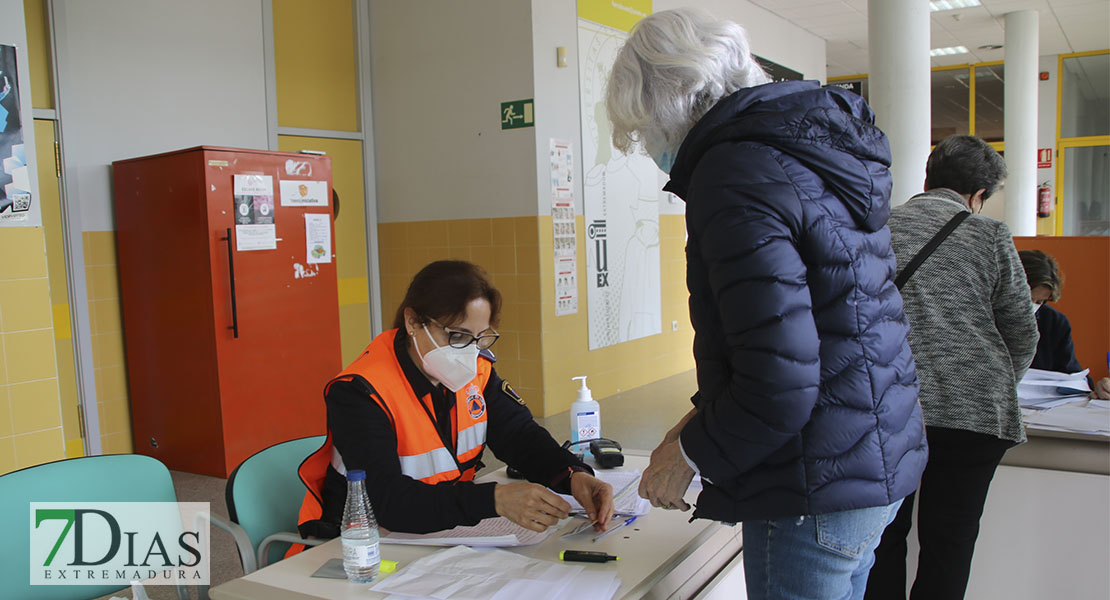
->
xmin=205 ymin=148 xmax=341 ymax=472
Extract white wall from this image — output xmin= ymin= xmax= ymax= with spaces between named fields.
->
xmin=0 ymin=0 xmax=41 ymax=228
xmin=54 ymin=0 xmax=270 ymax=232
xmin=664 ymin=0 xmax=826 ymax=82
xmin=530 ymin=0 xmax=827 ymax=219
xmin=371 ymin=0 xmax=537 ymax=223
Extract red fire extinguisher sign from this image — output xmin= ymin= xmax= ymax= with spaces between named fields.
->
xmin=1037 ymin=148 xmax=1053 ymax=169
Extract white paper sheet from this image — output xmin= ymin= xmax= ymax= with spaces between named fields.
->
xmin=280 ymin=179 xmax=328 ymax=206
xmin=371 ymin=546 xmax=583 ymax=600
xmin=381 ymin=517 xmax=552 ymax=547
xmin=1022 ymin=403 xmax=1110 ymax=435
xmin=304 ymin=213 xmax=331 ymax=264
xmin=560 ymin=469 xmax=651 ymax=516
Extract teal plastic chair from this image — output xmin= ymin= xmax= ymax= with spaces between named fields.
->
xmin=0 ymin=454 xmax=189 ymax=600
xmin=223 ymin=435 xmax=327 ymax=571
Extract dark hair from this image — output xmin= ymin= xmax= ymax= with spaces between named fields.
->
xmin=392 ymin=260 xmax=502 ymax=331
xmin=925 ymin=135 xmax=1008 ymax=200
xmin=1019 ymin=249 xmax=1062 ymax=302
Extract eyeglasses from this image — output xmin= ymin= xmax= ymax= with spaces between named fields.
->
xmin=430 ymin=319 xmax=500 ymax=350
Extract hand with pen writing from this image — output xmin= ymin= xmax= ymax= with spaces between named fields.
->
xmin=570 ymin=472 xmax=614 ymax=532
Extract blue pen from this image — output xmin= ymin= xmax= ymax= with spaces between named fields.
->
xmin=593 ymin=515 xmax=637 ymax=542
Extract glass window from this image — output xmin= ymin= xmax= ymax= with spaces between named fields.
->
xmin=931 ymin=68 xmax=970 ymax=145
xmin=974 ymin=65 xmax=1004 ymax=142
xmin=1061 ymin=145 xmax=1110 ymax=236
xmin=1060 ymin=54 xmax=1110 ymax=138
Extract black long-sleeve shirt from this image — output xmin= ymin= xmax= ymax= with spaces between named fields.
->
xmin=1030 ymin=305 xmax=1091 ymax=388
xmin=320 ymin=331 xmax=587 ymax=534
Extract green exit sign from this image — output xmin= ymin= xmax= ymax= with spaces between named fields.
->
xmin=501 ymin=99 xmax=534 ymax=130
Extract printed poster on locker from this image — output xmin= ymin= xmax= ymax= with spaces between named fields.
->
xmin=304 ymin=213 xmax=331 ymax=264
xmin=233 ymin=174 xmax=276 ymax=251
xmin=0 ymin=44 xmax=36 ymax=226
xmin=550 ymin=139 xmax=577 ymax=317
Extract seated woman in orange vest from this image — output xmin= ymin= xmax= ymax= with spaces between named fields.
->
xmin=295 ymin=260 xmax=615 ymax=541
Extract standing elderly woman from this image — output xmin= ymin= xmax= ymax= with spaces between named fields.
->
xmin=606 ymin=9 xmax=926 ymax=599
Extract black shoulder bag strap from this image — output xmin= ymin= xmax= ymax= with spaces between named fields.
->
xmin=894 ymin=211 xmax=971 ymax=290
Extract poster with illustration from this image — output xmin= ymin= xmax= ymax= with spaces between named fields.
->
xmin=0 ymin=44 xmax=34 ymax=225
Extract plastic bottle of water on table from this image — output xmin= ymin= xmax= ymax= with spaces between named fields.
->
xmin=341 ymin=469 xmax=380 ymax=583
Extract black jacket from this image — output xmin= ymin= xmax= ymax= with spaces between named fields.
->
xmin=666 ymin=81 xmax=927 ymax=522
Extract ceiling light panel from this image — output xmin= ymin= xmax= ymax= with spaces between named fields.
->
xmin=930 ymin=45 xmax=971 ymax=56
xmin=929 ymin=0 xmax=981 ymax=11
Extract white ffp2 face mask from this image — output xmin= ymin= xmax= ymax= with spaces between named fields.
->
xmin=417 ymin=324 xmax=479 ymax=392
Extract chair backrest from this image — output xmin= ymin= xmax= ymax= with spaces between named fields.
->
xmin=0 ymin=454 xmax=178 ymax=600
xmin=225 ymin=435 xmax=325 ymax=566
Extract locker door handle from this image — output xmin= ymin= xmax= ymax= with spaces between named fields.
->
xmin=220 ymin=228 xmax=239 ymax=339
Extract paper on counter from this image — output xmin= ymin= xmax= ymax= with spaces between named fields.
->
xmin=560 ymin=469 xmax=651 ymax=516
xmin=381 ymin=516 xmax=552 ymax=547
xmin=371 ymin=545 xmax=582 ymax=600
xmin=1022 ymin=403 xmax=1110 ymax=435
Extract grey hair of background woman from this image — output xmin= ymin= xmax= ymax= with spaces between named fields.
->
xmin=605 ymin=8 xmax=770 ymax=155
xmin=925 ymin=135 xmax=1008 ymax=200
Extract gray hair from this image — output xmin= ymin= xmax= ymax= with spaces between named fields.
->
xmin=605 ymin=8 xmax=771 ymax=155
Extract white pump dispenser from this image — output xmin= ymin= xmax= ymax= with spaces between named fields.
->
xmin=570 ymin=376 xmax=601 ymax=459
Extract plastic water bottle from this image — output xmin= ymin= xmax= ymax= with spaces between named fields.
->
xmin=341 ymin=469 xmax=380 ymax=583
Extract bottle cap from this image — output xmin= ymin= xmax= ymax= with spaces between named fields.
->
xmin=346 ymin=469 xmax=366 ymax=482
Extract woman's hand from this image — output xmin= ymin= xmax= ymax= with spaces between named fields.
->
xmin=570 ymin=472 xmax=614 ymax=531
xmin=1092 ymin=377 xmax=1110 ymax=400
xmin=494 ymin=482 xmax=571 ymax=532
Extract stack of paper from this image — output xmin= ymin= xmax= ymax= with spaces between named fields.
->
xmin=1022 ymin=403 xmax=1110 ymax=436
xmin=381 ymin=517 xmax=552 ymax=547
xmin=1018 ymin=368 xmax=1091 ymax=409
xmin=371 ymin=546 xmax=620 ymax=600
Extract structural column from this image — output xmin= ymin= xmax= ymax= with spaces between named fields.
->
xmin=1003 ymin=10 xmax=1039 ymax=236
xmin=869 ymin=0 xmax=931 ymax=207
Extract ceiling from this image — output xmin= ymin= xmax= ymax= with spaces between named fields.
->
xmin=747 ymin=0 xmax=1110 ymax=77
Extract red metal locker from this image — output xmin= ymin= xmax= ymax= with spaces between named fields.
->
xmin=114 ymin=147 xmax=341 ymax=477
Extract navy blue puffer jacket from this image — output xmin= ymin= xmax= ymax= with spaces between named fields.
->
xmin=668 ymin=81 xmax=927 ymax=523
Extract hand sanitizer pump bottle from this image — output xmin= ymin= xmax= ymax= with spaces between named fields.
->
xmin=570 ymin=376 xmax=601 ymax=460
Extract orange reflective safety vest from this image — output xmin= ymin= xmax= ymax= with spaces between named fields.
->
xmin=291 ymin=329 xmax=492 ymax=553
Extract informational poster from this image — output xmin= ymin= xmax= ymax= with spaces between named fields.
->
xmin=577 ymin=1 xmax=661 ymax=350
xmin=550 ymin=139 xmax=578 ymax=316
xmin=233 ymin=174 xmax=275 ymax=251
xmin=304 ymin=212 xmax=331 ymax=264
xmin=0 ymin=44 xmax=35 ymax=226
xmin=280 ymin=179 xmax=328 ymax=207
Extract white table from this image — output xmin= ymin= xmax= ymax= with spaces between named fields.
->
xmin=210 ymin=452 xmax=742 ymax=600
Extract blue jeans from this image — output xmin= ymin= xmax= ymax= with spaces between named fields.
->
xmin=743 ymin=500 xmax=903 ymax=600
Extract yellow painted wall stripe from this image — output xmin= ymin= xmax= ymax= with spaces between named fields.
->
xmin=338 ymin=277 xmax=370 ymax=306
xmin=52 ymin=304 xmax=71 ymax=340
xmin=578 ymin=0 xmax=652 ymax=32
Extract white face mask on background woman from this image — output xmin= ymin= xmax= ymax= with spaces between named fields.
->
xmin=416 ymin=324 xmax=479 ymax=392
